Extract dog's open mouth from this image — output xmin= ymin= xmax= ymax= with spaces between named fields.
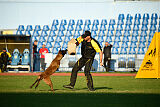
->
xmin=61 ymin=49 xmax=68 ymax=56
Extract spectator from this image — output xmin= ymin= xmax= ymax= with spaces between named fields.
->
xmin=0 ymin=48 xmax=12 ymax=72
xmin=33 ymin=40 xmax=38 ymax=71
xmin=39 ymin=43 xmax=49 ymax=71
xmin=103 ymin=42 xmax=112 ymax=72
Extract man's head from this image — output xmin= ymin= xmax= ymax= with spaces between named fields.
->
xmin=34 ymin=40 xmax=38 ymax=45
xmin=105 ymin=42 xmax=110 ymax=47
xmin=82 ymin=30 xmax=91 ymax=41
xmin=42 ymin=43 xmax=46 ymax=49
xmin=2 ymin=48 xmax=7 ymax=52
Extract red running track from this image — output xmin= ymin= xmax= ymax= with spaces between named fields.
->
xmin=0 ymin=73 xmax=136 ymax=76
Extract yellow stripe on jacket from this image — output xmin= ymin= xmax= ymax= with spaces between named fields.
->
xmin=91 ymin=40 xmax=101 ymax=52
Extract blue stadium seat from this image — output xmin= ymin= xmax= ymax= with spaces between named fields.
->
xmin=116 ymin=24 xmax=123 ymax=31
xmin=140 ymin=31 xmax=147 ymax=37
xmin=112 ymin=47 xmax=119 ymax=54
xmin=124 ymin=25 xmax=131 ymax=31
xmin=101 ymin=19 xmax=107 ymax=25
xmin=132 ymin=31 xmax=139 ymax=37
xmin=98 ymin=31 xmax=105 ymax=37
xmin=57 ymin=31 xmax=64 ymax=36
xmin=138 ymin=42 xmax=146 ymax=48
xmin=77 ymin=19 xmax=83 ymax=25
xmin=135 ymin=13 xmax=141 ymax=20
xmin=148 ymin=35 xmax=153 ymax=42
xmin=158 ymin=26 xmax=160 ymax=32
xmin=51 ymin=25 xmax=58 ymax=31
xmin=115 ymin=30 xmax=122 ymax=37
xmin=118 ymin=14 xmax=125 ymax=20
xmin=37 ymin=42 xmax=43 ymax=49
xmin=143 ymin=13 xmax=149 ymax=20
xmin=130 ymin=42 xmax=137 ymax=48
xmin=32 ymin=31 xmax=39 ymax=37
xmin=107 ymin=30 xmax=114 ymax=36
xmin=125 ymin=19 xmax=132 ymax=25
xmin=108 ymin=25 xmax=114 ymax=31
xmin=131 ymin=36 xmax=138 ymax=43
xmin=26 ymin=25 xmax=33 ymax=31
xmin=66 ymin=31 xmax=72 ymax=36
xmin=59 ymin=25 xmax=65 ymax=31
xmin=105 ymin=36 xmax=112 ymax=42
xmin=60 ymin=19 xmax=67 ymax=25
xmin=134 ymin=19 xmax=141 ymax=25
xmin=73 ymin=31 xmax=81 ymax=38
xmin=129 ymin=47 xmax=136 ymax=54
xmin=109 ymin=19 xmax=116 ymax=25
xmin=16 ymin=31 xmax=23 ymax=35
xmin=49 ymin=30 xmax=56 ymax=37
xmin=21 ymin=49 xmax=30 ymax=65
xmin=39 ymin=36 xmax=46 ymax=42
xmin=17 ymin=25 xmax=25 ymax=31
xmin=64 ymin=36 xmax=71 ymax=43
xmin=141 ymin=25 xmax=148 ymax=31
xmin=91 ymin=31 xmax=97 ymax=38
xmin=133 ymin=25 xmax=139 ymax=31
xmin=77 ymin=46 xmax=81 ymax=55
xmin=117 ymin=19 xmax=124 ymax=25
xmin=151 ymin=13 xmax=158 ymax=19
xmin=55 ymin=36 xmax=62 ymax=42
xmin=122 ymin=36 xmax=129 ymax=42
xmin=67 ymin=25 xmax=74 ymax=31
xmin=97 ymin=36 xmax=104 ymax=42
xmin=54 ymin=42 xmax=61 ymax=48
xmin=147 ymin=42 xmax=151 ymax=49
xmin=52 ymin=19 xmax=59 ymax=26
xmin=42 ymin=25 xmax=49 ymax=31
xmin=52 ymin=48 xmax=59 ymax=54
xmin=93 ymin=19 xmax=99 ymax=25
xmin=113 ymin=42 xmax=120 ymax=48
xmin=11 ymin=49 xmax=20 ymax=65
xmin=126 ymin=14 xmax=133 ymax=20
xmin=121 ymin=42 xmax=128 ymax=48
xmin=32 ymin=36 xmax=38 ymax=42
xmin=41 ymin=31 xmax=48 ymax=37
xmin=34 ymin=25 xmax=41 ymax=31
xmin=150 ymin=25 xmax=156 ymax=31
xmin=120 ymin=47 xmax=127 ymax=54
xmin=91 ymin=25 xmax=98 ymax=31
xmin=75 ymin=25 xmax=82 ymax=31
xmin=47 ymin=36 xmax=54 ymax=42
xmin=123 ymin=31 xmax=130 ymax=37
xmin=85 ymin=19 xmax=91 ymax=25
xmin=46 ymin=42 xmax=52 ymax=48
xmin=62 ymin=42 xmax=68 ymax=50
xmin=83 ymin=25 xmax=90 ymax=31
xmin=114 ymin=36 xmax=121 ymax=42
xmin=69 ymin=19 xmax=75 ymax=25
xmin=100 ymin=25 xmax=106 ymax=31
xmin=150 ymin=19 xmax=157 ymax=25
xmin=137 ymin=48 xmax=145 ymax=54
xmin=142 ymin=18 xmax=148 ymax=25
xmin=25 ymin=31 xmax=31 ymax=35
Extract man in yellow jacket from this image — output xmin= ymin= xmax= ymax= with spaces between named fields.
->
xmin=0 ymin=48 xmax=12 ymax=73
xmin=63 ymin=31 xmax=103 ymax=91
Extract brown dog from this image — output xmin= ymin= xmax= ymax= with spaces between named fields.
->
xmin=30 ymin=49 xmax=67 ymax=91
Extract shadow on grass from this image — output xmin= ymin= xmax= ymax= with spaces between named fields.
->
xmin=0 ymin=92 xmax=160 ymax=107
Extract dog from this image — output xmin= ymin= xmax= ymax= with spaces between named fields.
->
xmin=30 ymin=49 xmax=67 ymax=91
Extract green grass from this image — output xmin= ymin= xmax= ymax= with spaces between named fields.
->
xmin=0 ymin=75 xmax=160 ymax=107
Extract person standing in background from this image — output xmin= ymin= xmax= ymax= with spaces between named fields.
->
xmin=33 ymin=40 xmax=38 ymax=71
xmin=39 ymin=44 xmax=49 ymax=71
xmin=103 ymin=42 xmax=112 ymax=72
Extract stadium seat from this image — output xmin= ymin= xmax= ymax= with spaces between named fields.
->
xmin=126 ymin=14 xmax=133 ymax=20
xmin=117 ymin=19 xmax=124 ymax=25
xmin=158 ymin=26 xmax=160 ymax=32
xmin=148 ymin=36 xmax=153 ymax=42
xmin=138 ymin=42 xmax=146 ymax=48
xmin=132 ymin=31 xmax=139 ymax=37
xmin=85 ymin=19 xmax=91 ymax=25
xmin=37 ymin=42 xmax=43 ymax=49
xmin=91 ymin=25 xmax=98 ymax=31
xmin=140 ymin=31 xmax=147 ymax=37
xmin=123 ymin=31 xmax=130 ymax=37
xmin=32 ymin=36 xmax=38 ymax=42
xmin=131 ymin=36 xmax=138 ymax=43
xmin=98 ymin=31 xmax=105 ymax=37
xmin=39 ymin=36 xmax=46 ymax=42
xmin=42 ymin=25 xmax=49 ymax=31
xmin=77 ymin=46 xmax=81 ymax=55
xmin=77 ymin=19 xmax=83 ymax=25
xmin=137 ymin=48 xmax=145 ymax=54
xmin=32 ymin=31 xmax=40 ymax=37
xmin=125 ymin=19 xmax=132 ymax=25
xmin=114 ymin=36 xmax=121 ymax=42
xmin=64 ymin=36 xmax=71 ymax=43
xmin=34 ymin=25 xmax=41 ymax=31
xmin=122 ymin=36 xmax=129 ymax=42
xmin=47 ymin=36 xmax=54 ymax=42
xmin=124 ymin=25 xmax=131 ymax=31
xmin=16 ymin=30 xmax=23 ymax=35
xmin=11 ymin=49 xmax=20 ymax=65
xmin=91 ymin=31 xmax=97 ymax=38
xmin=116 ymin=24 xmax=123 ymax=31
xmin=101 ymin=19 xmax=107 ymax=25
xmin=129 ymin=47 xmax=136 ymax=54
xmin=83 ymin=25 xmax=90 ymax=31
xmin=109 ymin=19 xmax=116 ymax=25
xmin=57 ymin=31 xmax=64 ymax=36
xmin=141 ymin=25 xmax=148 ymax=31
xmin=52 ymin=19 xmax=59 ymax=26
xmin=105 ymin=36 xmax=112 ymax=42
xmin=59 ymin=25 xmax=65 ymax=31
xmin=69 ymin=19 xmax=75 ymax=25
xmin=139 ymin=36 xmax=146 ymax=42
xmin=118 ymin=57 xmax=126 ymax=68
xmin=75 ymin=25 xmax=82 ymax=31
xmin=51 ymin=25 xmax=58 ymax=31
xmin=97 ymin=36 xmax=104 ymax=42
xmin=54 ymin=42 xmax=61 ymax=48
xmin=93 ymin=19 xmax=99 ymax=25
xmin=107 ymin=30 xmax=114 ymax=36
xmin=60 ymin=19 xmax=67 ymax=25
xmin=17 ymin=25 xmax=25 ymax=31
xmin=112 ymin=47 xmax=119 ymax=54
xmin=25 ymin=31 xmax=31 ymax=36
xmin=118 ymin=14 xmax=125 ymax=20
xmin=127 ymin=57 xmax=135 ymax=68
xmin=41 ymin=31 xmax=48 ymax=37
xmin=150 ymin=25 xmax=156 ymax=31
xmin=115 ymin=30 xmax=122 ymax=37
xmin=108 ymin=25 xmax=114 ymax=31
xmin=121 ymin=42 xmax=128 ymax=48
xmin=73 ymin=31 xmax=81 ymax=38
xmin=150 ymin=19 xmax=157 ymax=25
xmin=49 ymin=30 xmax=56 ymax=37
xmin=143 ymin=13 xmax=149 ymax=20
xmin=67 ymin=25 xmax=74 ymax=31
xmin=151 ymin=13 xmax=158 ymax=19
xmin=21 ymin=49 xmax=30 ymax=65
xmin=120 ymin=48 xmax=127 ymax=54
xmin=113 ymin=42 xmax=120 ymax=48
xmin=130 ymin=42 xmax=137 ymax=48
xmin=133 ymin=25 xmax=139 ymax=31
xmin=135 ymin=13 xmax=141 ymax=20
xmin=100 ymin=25 xmax=106 ymax=31
xmin=26 ymin=25 xmax=33 ymax=31
xmin=55 ymin=36 xmax=62 ymax=42
xmin=134 ymin=19 xmax=141 ymax=25
xmin=142 ymin=18 xmax=148 ymax=25
xmin=52 ymin=48 xmax=59 ymax=54
xmin=62 ymin=42 xmax=68 ymax=50
xmin=46 ymin=42 xmax=52 ymax=48
xmin=65 ymin=31 xmax=72 ymax=36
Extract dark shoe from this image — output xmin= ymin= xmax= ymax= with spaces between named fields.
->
xmin=63 ymin=84 xmax=74 ymax=89
xmin=88 ymin=88 xmax=95 ymax=91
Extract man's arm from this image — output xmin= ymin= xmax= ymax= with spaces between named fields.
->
xmin=99 ymin=51 xmax=103 ymax=66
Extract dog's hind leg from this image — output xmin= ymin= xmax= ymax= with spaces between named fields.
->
xmin=43 ymin=77 xmax=54 ymax=91
xmin=35 ymin=79 xmax=41 ymax=89
xmin=30 ymin=79 xmax=38 ymax=88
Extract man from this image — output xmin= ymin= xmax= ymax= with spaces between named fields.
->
xmin=63 ymin=31 xmax=103 ymax=91
xmin=33 ymin=40 xmax=38 ymax=71
xmin=0 ymin=48 xmax=12 ymax=72
xmin=39 ymin=43 xmax=49 ymax=71
xmin=103 ymin=42 xmax=112 ymax=72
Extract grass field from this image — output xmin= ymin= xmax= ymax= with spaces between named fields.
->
xmin=0 ymin=75 xmax=160 ymax=107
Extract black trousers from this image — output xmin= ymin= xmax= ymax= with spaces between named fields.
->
xmin=70 ymin=57 xmax=94 ymax=89
xmin=104 ymin=57 xmax=111 ymax=72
